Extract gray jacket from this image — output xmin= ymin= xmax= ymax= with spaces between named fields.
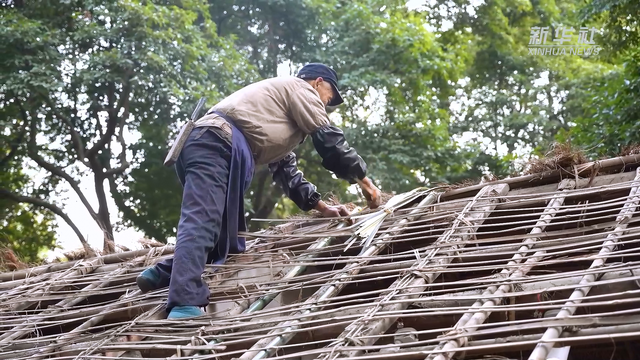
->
xmin=194 ymin=76 xmax=368 ymax=211
xmin=196 ymin=76 xmax=332 ymax=165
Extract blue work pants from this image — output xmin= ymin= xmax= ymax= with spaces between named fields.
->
xmin=154 ymin=128 xmax=231 ymax=311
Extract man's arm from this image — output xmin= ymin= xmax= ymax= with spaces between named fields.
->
xmin=310 ymin=125 xmax=366 ymax=184
xmin=268 ymin=152 xmax=321 ymax=212
xmin=269 ymin=152 xmax=352 ymax=217
xmin=289 ymin=80 xmax=381 ymax=208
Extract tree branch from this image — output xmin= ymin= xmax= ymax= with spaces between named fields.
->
xmin=104 ymin=81 xmax=131 ymax=177
xmin=86 ymin=75 xmax=131 ymax=160
xmin=39 ymin=92 xmax=90 ymax=167
xmin=106 ymin=175 xmax=143 ymax=234
xmin=86 ymin=85 xmax=118 ymax=160
xmin=17 ymin=99 xmax=102 ymax=228
xmin=0 ymin=117 xmax=28 ymax=168
xmin=0 ymin=188 xmax=96 ymax=257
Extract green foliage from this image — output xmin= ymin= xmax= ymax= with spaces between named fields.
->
xmin=3 ymin=0 xmax=639 ymax=255
xmin=580 ymin=0 xmax=640 ymax=57
xmin=424 ymin=0 xmax=600 ymax=176
xmin=0 ymin=0 xmax=254 ymax=253
xmin=108 ymin=0 xmax=258 ymax=241
xmin=559 ymin=0 xmax=640 ymax=158
xmin=559 ymin=50 xmax=640 ymax=158
xmin=0 ymin=163 xmax=57 ymax=262
xmin=306 ymin=1 xmax=469 ymax=193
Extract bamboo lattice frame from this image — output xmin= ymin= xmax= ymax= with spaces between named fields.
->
xmin=3 ymin=155 xmax=640 ymax=360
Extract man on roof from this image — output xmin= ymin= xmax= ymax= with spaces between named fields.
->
xmin=135 ymin=63 xmax=381 ymax=319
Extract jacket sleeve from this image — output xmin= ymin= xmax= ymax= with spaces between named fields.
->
xmin=269 ymin=152 xmax=322 ymax=211
xmin=310 ymin=125 xmax=367 ymax=184
xmin=288 ymin=79 xmax=368 ymax=184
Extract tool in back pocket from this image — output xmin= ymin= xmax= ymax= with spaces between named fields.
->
xmin=163 ymin=97 xmax=207 ymax=167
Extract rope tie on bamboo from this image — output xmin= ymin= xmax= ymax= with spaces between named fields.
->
xmin=238 ymin=283 xmax=252 ymax=302
xmin=399 ymin=254 xmax=436 ymax=278
xmin=326 ymin=335 xmax=362 ymax=359
xmin=344 ymin=336 xmax=364 ymax=346
xmin=76 ymin=260 xmax=93 ymax=276
xmin=326 ymin=339 xmax=345 ymax=360
xmin=451 ymin=212 xmax=478 ymax=241
xmin=443 ymin=328 xmax=469 ymax=347
xmin=410 ymin=270 xmax=430 ymax=282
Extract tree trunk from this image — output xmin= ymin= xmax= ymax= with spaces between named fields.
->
xmin=0 ymin=188 xmax=96 ymax=258
xmin=95 ymin=174 xmax=115 ymax=254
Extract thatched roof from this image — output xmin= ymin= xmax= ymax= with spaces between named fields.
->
xmin=2 ymin=154 xmax=640 ymax=360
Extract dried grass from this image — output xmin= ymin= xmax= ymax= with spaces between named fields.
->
xmin=64 ymin=248 xmax=91 ymax=261
xmin=436 ymin=178 xmax=480 ymax=191
xmin=0 ymin=247 xmax=29 ymax=271
xmin=523 ymin=141 xmax=588 ymax=175
xmin=137 ymin=238 xmax=165 ymax=249
xmin=378 ymin=191 xmax=396 ymax=206
xmin=619 ymin=144 xmax=640 ymax=157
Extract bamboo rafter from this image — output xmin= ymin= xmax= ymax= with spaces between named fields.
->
xmin=425 ymin=178 xmax=577 ymax=360
xmin=527 ymin=167 xmax=640 ymax=360
xmin=3 ymin=166 xmax=640 ymax=360
xmin=316 ymin=184 xmax=510 ymax=360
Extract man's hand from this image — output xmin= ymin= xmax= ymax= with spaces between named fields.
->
xmin=357 ymin=177 xmax=381 ymax=209
xmin=314 ymin=200 xmax=351 ymax=218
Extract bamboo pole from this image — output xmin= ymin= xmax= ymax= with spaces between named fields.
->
xmin=0 ymin=162 xmax=634 ymax=287
xmin=7 ymin=321 xmax=640 ymax=360
xmin=0 ymin=272 xmax=52 ymax=300
xmin=73 ymin=233 xmax=276 ymax=360
xmin=439 ymin=154 xmax=640 ymax=201
xmin=1 ymin=257 xmax=106 ymax=312
xmin=232 ymin=191 xmax=440 ymax=360
xmin=21 ymin=245 xmax=197 ymax=360
xmin=233 ymin=221 xmax=350 ymax=316
xmin=163 ymin=190 xmax=434 ymax=358
xmin=351 ymin=322 xmax=640 ymax=360
xmin=527 ymin=168 xmax=640 ymax=360
xmin=0 ymin=246 xmax=175 ymax=283
xmin=358 ymin=225 xmax=632 ymax=278
xmin=310 ymin=184 xmax=509 ymax=360
xmin=169 ymin=221 xmax=352 ymax=358
xmin=27 ymin=288 xmax=144 ymax=360
xmin=192 ymin=268 xmax=640 ymax=341
xmin=5 ymin=167 xmax=640 ymax=360
xmin=0 ymin=252 xmax=157 ymax=344
xmin=435 ymin=170 xmax=637 ymax=214
xmin=412 ymin=268 xmax=638 ymax=309
xmin=7 ymin=265 xmax=635 ymax=344
xmin=315 ymin=184 xmax=510 ymax=360
xmin=425 ymin=179 xmax=576 ymax=360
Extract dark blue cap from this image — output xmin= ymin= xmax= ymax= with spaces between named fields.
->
xmin=297 ymin=63 xmax=344 ymax=107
